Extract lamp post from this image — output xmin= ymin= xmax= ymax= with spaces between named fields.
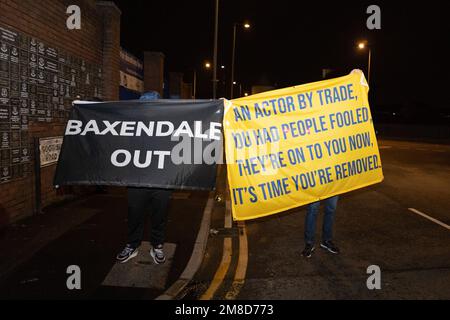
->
xmin=230 ymin=22 xmax=250 ymax=99
xmin=192 ymin=69 xmax=196 ymax=99
xmin=357 ymin=41 xmax=372 ymax=85
xmin=220 ymin=65 xmax=226 ymax=97
xmin=212 ymin=0 xmax=219 ymax=99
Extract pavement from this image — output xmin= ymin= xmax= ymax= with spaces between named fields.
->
xmin=0 ymin=188 xmax=208 ymax=299
xmin=0 ymin=139 xmax=449 ymax=300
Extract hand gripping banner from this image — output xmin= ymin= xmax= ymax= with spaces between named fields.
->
xmin=224 ymin=70 xmax=383 ymax=220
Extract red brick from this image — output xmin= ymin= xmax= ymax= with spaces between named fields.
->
xmin=0 ymin=0 xmax=121 ymax=227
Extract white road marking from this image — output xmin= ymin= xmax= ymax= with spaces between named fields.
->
xmin=408 ymin=208 xmax=450 ymax=231
xmin=379 ymin=146 xmax=392 ymax=149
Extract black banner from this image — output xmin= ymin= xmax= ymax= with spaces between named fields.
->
xmin=54 ymin=99 xmax=224 ymax=190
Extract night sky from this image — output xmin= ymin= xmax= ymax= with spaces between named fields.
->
xmin=112 ymin=0 xmax=448 ymax=109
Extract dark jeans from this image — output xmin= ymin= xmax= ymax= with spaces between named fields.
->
xmin=127 ymin=187 xmax=172 ymax=248
xmin=304 ymin=196 xmax=339 ymax=245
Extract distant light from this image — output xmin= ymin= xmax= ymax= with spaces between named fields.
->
xmin=393 ymin=112 xmax=396 ymax=116
xmin=244 ymin=23 xmax=251 ymax=29
xmin=205 ymin=62 xmax=211 ymax=69
xmin=244 ymin=92 xmax=249 ymax=96
xmin=233 ymin=81 xmax=237 ymax=85
xmin=221 ymin=65 xmax=225 ymax=69
xmin=358 ymin=42 xmax=366 ymax=49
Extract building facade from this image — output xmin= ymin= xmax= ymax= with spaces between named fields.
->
xmin=0 ymin=0 xmax=122 ymax=227
xmin=0 ymin=0 xmax=194 ymax=228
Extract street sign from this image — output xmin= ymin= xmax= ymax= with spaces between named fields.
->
xmin=39 ymin=136 xmax=62 ymax=167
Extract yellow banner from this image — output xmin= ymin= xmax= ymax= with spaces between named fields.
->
xmin=224 ymin=70 xmax=383 ymax=221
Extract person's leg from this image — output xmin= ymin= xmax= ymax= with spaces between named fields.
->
xmin=305 ymin=201 xmax=321 ymax=245
xmin=322 ymin=196 xmax=338 ymax=242
xmin=127 ymin=187 xmax=151 ymax=248
xmin=148 ymin=189 xmax=172 ymax=247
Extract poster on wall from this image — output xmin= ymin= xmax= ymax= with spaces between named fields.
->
xmin=39 ymin=136 xmax=63 ymax=168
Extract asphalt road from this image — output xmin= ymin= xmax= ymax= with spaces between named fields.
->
xmin=0 ymin=139 xmax=449 ymax=300
xmin=192 ymin=139 xmax=450 ymax=299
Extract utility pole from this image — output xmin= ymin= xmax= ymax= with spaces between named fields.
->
xmin=212 ymin=0 xmax=219 ymax=99
xmin=230 ymin=23 xmax=237 ymax=99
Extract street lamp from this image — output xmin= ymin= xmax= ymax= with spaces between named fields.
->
xmin=205 ymin=62 xmax=211 ymax=69
xmin=357 ymin=41 xmax=371 ymax=85
xmin=192 ymin=69 xmax=197 ymax=99
xmin=220 ymin=65 xmax=226 ymax=97
xmin=231 ymin=21 xmax=251 ymax=99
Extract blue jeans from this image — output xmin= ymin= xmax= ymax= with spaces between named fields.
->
xmin=304 ymin=196 xmax=339 ymax=245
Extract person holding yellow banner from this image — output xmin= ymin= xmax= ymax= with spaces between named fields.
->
xmin=302 ymin=196 xmax=339 ymax=258
xmin=225 ymin=69 xmax=384 ymax=257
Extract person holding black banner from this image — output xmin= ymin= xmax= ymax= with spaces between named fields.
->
xmin=116 ymin=91 xmax=172 ymax=265
xmin=302 ymin=196 xmax=340 ymax=258
xmin=55 ymin=93 xmax=224 ymax=263
xmin=117 ymin=187 xmax=172 ymax=264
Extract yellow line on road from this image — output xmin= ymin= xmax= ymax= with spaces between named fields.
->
xmin=225 ymin=220 xmax=248 ymax=300
xmin=199 ymin=200 xmax=233 ymax=300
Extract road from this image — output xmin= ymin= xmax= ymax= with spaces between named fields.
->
xmin=188 ymin=139 xmax=450 ymax=299
xmin=0 ymin=139 xmax=449 ymax=300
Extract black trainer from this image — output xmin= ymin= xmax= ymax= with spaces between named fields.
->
xmin=150 ymin=244 xmax=166 ymax=264
xmin=301 ymin=244 xmax=315 ymax=258
xmin=320 ymin=240 xmax=340 ymax=254
xmin=116 ymin=244 xmax=139 ymax=263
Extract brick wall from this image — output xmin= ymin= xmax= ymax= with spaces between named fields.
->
xmin=182 ymin=82 xmax=193 ymax=99
xmin=0 ymin=0 xmax=121 ymax=227
xmin=143 ymin=52 xmax=165 ymax=96
xmin=0 ymin=0 xmax=103 ymax=64
xmin=168 ymin=72 xmax=192 ymax=99
xmin=97 ymin=1 xmax=121 ymax=101
xmin=169 ymin=72 xmax=183 ymax=99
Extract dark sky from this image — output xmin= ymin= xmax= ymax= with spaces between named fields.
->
xmin=112 ymin=0 xmax=448 ymax=106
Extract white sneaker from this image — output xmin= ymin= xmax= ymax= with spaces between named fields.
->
xmin=116 ymin=244 xmax=138 ymax=263
xmin=150 ymin=244 xmax=166 ymax=264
